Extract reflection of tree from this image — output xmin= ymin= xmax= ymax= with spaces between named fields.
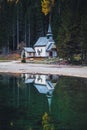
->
xmin=29 ymin=127 xmax=32 ymax=130
xmin=17 ymin=77 xmax=26 ymax=88
xmin=42 ymin=112 xmax=55 ymax=130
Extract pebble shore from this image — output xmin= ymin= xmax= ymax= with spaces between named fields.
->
xmin=0 ymin=61 xmax=87 ymax=78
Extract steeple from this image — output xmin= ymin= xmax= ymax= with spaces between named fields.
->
xmin=47 ymin=96 xmax=52 ymax=113
xmin=46 ymin=90 xmax=54 ymax=113
xmin=48 ymin=23 xmax=52 ymax=34
xmin=46 ymin=23 xmax=53 ymax=39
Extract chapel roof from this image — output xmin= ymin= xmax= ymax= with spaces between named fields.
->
xmin=46 ymin=43 xmax=53 ymax=51
xmin=34 ymin=81 xmax=54 ymax=94
xmin=34 ymin=36 xmax=55 ymax=47
xmin=34 ymin=37 xmax=48 ymax=47
xmin=25 ymin=78 xmax=34 ymax=84
xmin=24 ymin=47 xmax=35 ymax=52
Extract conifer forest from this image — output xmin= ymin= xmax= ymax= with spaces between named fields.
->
xmin=0 ymin=0 xmax=87 ymax=63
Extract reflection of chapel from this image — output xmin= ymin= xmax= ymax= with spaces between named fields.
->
xmin=23 ymin=74 xmax=58 ymax=112
xmin=22 ymin=24 xmax=57 ymax=58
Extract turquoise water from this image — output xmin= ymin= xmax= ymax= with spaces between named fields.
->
xmin=0 ymin=74 xmax=87 ymax=130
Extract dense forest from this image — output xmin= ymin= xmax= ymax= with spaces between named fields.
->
xmin=0 ymin=0 xmax=87 ymax=63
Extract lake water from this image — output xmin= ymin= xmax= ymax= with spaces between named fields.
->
xmin=0 ymin=73 xmax=87 ymax=130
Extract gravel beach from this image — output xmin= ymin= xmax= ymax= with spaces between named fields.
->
xmin=0 ymin=61 xmax=87 ymax=78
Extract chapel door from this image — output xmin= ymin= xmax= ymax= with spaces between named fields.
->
xmin=49 ymin=51 xmax=52 ymax=57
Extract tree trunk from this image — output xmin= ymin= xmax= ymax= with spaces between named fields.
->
xmin=28 ymin=23 xmax=30 ymax=47
xmin=12 ymin=22 xmax=15 ymax=51
xmin=16 ymin=6 xmax=19 ymax=49
xmin=24 ymin=17 xmax=27 ymax=46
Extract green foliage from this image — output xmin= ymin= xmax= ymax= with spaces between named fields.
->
xmin=0 ymin=0 xmax=87 ymax=64
xmin=56 ymin=0 xmax=87 ymax=63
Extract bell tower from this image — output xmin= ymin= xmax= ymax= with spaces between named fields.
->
xmin=46 ymin=23 xmax=53 ymax=40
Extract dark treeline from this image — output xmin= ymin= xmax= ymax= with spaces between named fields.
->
xmin=0 ymin=0 xmax=87 ymax=63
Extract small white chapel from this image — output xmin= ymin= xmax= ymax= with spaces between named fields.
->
xmin=22 ymin=23 xmax=57 ymax=58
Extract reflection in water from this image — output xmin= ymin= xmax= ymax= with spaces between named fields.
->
xmin=42 ymin=112 xmax=55 ymax=130
xmin=0 ymin=74 xmax=87 ymax=130
xmin=21 ymin=74 xmax=58 ymax=130
xmin=22 ymin=74 xmax=58 ymax=112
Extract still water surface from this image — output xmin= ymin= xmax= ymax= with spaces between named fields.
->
xmin=0 ymin=73 xmax=87 ymax=130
